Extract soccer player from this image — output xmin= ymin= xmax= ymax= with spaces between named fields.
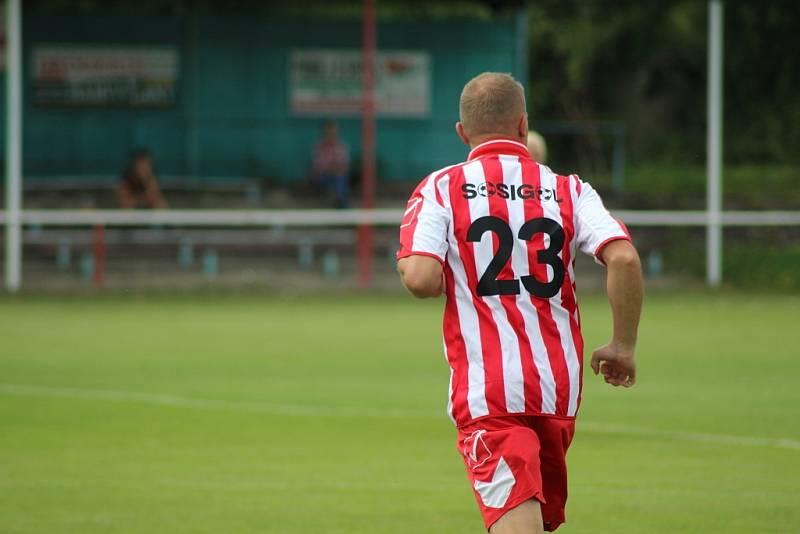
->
xmin=526 ymin=130 xmax=547 ymax=164
xmin=396 ymin=72 xmax=643 ymax=533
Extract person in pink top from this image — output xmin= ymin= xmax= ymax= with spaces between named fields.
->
xmin=311 ymin=121 xmax=351 ymax=208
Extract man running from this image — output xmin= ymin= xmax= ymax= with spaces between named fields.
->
xmin=397 ymin=72 xmax=643 ymax=533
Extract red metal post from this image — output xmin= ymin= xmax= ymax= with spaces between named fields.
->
xmin=357 ymin=0 xmax=376 ymax=287
xmin=92 ymin=224 xmax=105 ymax=287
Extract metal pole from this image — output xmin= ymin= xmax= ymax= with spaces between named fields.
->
xmin=515 ymin=6 xmax=528 ymax=86
xmin=357 ymin=0 xmax=376 ymax=288
xmin=5 ymin=0 xmax=22 ymax=292
xmin=185 ymin=13 xmax=200 ymax=179
xmin=706 ymin=0 xmax=723 ymax=287
xmin=92 ymin=225 xmax=106 ymax=287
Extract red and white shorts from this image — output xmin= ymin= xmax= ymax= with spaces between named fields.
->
xmin=457 ymin=415 xmax=575 ymax=531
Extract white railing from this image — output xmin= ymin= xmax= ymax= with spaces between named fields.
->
xmin=1 ymin=209 xmax=799 ymax=227
xmin=0 ymin=208 xmax=798 ymax=290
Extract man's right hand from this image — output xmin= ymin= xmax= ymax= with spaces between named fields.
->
xmin=595 ymin=239 xmax=642 ymax=389
xmin=590 ymin=342 xmax=636 ymax=387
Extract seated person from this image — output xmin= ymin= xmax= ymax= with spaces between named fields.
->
xmin=311 ymin=121 xmax=351 ymax=209
xmin=118 ymin=149 xmax=168 ymax=209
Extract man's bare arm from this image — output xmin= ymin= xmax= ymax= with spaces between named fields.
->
xmin=590 ymin=239 xmax=643 ymax=387
xmin=397 ymin=255 xmax=444 ymax=298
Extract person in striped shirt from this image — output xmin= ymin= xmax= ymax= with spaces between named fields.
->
xmin=397 ymin=72 xmax=643 ymax=533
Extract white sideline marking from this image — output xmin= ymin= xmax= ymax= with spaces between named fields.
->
xmin=0 ymin=383 xmax=425 ymax=419
xmin=572 ymin=484 xmax=800 ymax=499
xmin=578 ymin=422 xmax=800 ymax=450
xmin=2 ymin=383 xmax=798 ymax=451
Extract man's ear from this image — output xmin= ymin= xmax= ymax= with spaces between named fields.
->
xmin=455 ymin=122 xmax=470 ymax=147
xmin=518 ymin=113 xmax=529 ymax=140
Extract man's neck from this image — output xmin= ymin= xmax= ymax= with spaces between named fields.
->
xmin=468 ymin=134 xmax=525 ymax=149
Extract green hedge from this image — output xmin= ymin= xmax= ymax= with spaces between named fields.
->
xmin=653 ymin=232 xmax=800 ymax=291
xmin=597 ymin=164 xmax=800 ymax=209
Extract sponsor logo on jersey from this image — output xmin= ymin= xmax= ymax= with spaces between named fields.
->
xmin=461 ymin=182 xmax=562 ymax=202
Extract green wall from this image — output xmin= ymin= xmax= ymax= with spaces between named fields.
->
xmin=11 ymin=14 xmax=522 ymax=183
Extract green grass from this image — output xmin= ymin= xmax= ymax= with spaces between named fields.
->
xmin=1 ymin=292 xmax=798 ymax=533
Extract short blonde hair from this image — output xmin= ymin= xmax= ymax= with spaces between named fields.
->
xmin=459 ymin=72 xmax=526 ymax=137
xmin=527 ymin=130 xmax=547 ymax=163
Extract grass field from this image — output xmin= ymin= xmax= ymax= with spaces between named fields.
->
xmin=1 ymin=291 xmax=798 ymax=533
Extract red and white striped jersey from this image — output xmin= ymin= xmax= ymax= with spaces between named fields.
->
xmin=398 ymin=139 xmax=630 ymax=426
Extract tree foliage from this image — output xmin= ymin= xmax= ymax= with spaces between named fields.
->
xmin=526 ymin=0 xmax=800 ymax=167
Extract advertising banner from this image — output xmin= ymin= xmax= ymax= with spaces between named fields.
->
xmin=291 ymin=49 xmax=430 ymax=117
xmin=32 ymin=45 xmax=179 ymax=107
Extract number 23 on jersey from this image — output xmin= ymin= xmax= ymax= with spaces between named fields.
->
xmin=467 ymin=216 xmax=565 ymax=299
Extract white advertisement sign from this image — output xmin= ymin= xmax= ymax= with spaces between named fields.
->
xmin=291 ymin=49 xmax=430 ymax=117
xmin=32 ymin=45 xmax=179 ymax=107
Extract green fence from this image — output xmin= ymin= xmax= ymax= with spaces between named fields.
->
xmin=1 ymin=13 xmax=523 ymax=184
